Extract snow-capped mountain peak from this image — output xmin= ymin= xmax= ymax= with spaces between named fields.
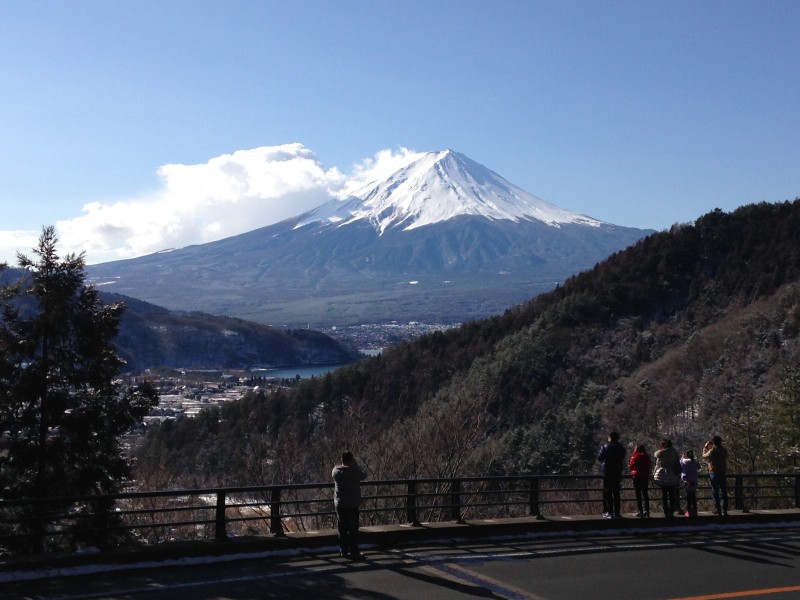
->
xmin=296 ymin=150 xmax=603 ymax=233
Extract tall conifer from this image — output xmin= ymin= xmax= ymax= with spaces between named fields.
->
xmin=0 ymin=226 xmax=158 ymax=501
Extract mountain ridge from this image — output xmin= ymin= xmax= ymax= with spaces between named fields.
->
xmin=113 ymin=298 xmax=360 ymax=372
xmin=0 ymin=267 xmax=360 ymax=372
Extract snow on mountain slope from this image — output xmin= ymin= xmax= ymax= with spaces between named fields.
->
xmin=296 ymin=150 xmax=603 ymax=234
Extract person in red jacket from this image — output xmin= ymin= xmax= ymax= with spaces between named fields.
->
xmin=629 ymin=444 xmax=652 ymax=518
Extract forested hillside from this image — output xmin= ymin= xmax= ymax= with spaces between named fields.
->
xmin=0 ymin=269 xmax=360 ymax=372
xmin=107 ymin=292 xmax=361 ymax=372
xmin=136 ymin=200 xmax=800 ymax=489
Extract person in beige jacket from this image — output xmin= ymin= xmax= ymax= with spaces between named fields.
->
xmin=653 ymin=438 xmax=681 ymax=518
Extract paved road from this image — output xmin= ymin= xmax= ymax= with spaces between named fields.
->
xmin=5 ymin=524 xmax=800 ymax=599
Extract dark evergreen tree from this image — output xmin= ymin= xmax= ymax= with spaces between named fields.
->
xmin=0 ymin=227 xmax=159 ymax=501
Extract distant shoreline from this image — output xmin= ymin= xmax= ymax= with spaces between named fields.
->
xmin=249 ymin=353 xmax=374 ymax=380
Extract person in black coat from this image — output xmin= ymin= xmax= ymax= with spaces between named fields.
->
xmin=598 ymin=431 xmax=626 ymax=518
xmin=332 ymin=451 xmax=367 ymax=558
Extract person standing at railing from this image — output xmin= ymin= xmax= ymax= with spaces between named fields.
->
xmin=653 ymin=438 xmax=682 ymax=518
xmin=598 ymin=431 xmax=626 ymax=519
xmin=332 ymin=451 xmax=368 ymax=559
xmin=680 ymin=450 xmax=699 ymax=517
xmin=629 ymin=444 xmax=652 ymax=518
xmin=702 ymin=435 xmax=729 ymax=516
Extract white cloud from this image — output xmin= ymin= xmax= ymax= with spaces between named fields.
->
xmin=0 ymin=230 xmax=42 ymax=267
xmin=339 ymin=147 xmax=423 ymax=197
xmin=0 ymin=144 xmax=421 ymax=266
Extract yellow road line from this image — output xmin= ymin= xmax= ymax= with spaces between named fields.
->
xmin=670 ymin=585 xmax=800 ymax=600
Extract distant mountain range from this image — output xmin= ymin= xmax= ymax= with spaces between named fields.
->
xmin=87 ymin=150 xmax=654 ymax=326
xmin=108 ymin=293 xmax=361 ymax=373
xmin=0 ymin=267 xmax=360 ymax=372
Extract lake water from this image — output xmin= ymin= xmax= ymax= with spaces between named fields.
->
xmin=251 ymin=350 xmax=382 ymax=380
xmin=254 ymin=365 xmax=344 ymax=379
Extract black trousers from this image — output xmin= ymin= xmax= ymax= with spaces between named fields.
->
xmin=603 ymin=473 xmax=622 ymax=516
xmin=659 ymin=484 xmax=680 ymax=516
xmin=710 ymin=474 xmax=728 ymax=515
xmin=336 ymin=506 xmax=360 ymax=555
xmin=632 ymin=477 xmax=650 ymax=515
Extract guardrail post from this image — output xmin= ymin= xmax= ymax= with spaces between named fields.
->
xmin=529 ymin=477 xmax=542 ymax=518
xmin=795 ymin=475 xmax=800 ymax=509
xmin=215 ymin=491 xmax=227 ymax=540
xmin=270 ymin=487 xmax=285 ymax=537
xmin=406 ymin=480 xmax=420 ymax=526
xmin=94 ymin=498 xmax=111 ymax=550
xmin=733 ymin=475 xmax=746 ymax=512
xmin=32 ymin=499 xmax=46 ymax=554
xmin=450 ymin=479 xmax=464 ymax=524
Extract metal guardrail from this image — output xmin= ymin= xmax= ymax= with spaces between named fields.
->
xmin=1 ymin=473 xmax=799 ymax=555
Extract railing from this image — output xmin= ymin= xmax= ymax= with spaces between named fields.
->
xmin=1 ymin=473 xmax=799 ymax=556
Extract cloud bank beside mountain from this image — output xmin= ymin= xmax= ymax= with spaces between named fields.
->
xmin=0 ymin=144 xmax=422 ymax=266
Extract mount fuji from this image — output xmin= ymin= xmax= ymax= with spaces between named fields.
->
xmin=87 ymin=150 xmax=653 ymax=326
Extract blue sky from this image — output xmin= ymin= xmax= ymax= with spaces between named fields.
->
xmin=1 ymin=1 xmax=799 ymax=264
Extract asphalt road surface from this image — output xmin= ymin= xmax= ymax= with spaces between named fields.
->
xmin=5 ymin=523 xmax=800 ymax=599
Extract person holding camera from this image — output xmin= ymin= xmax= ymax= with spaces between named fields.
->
xmin=332 ymin=451 xmax=367 ymax=559
xmin=702 ymin=435 xmax=729 ymax=516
